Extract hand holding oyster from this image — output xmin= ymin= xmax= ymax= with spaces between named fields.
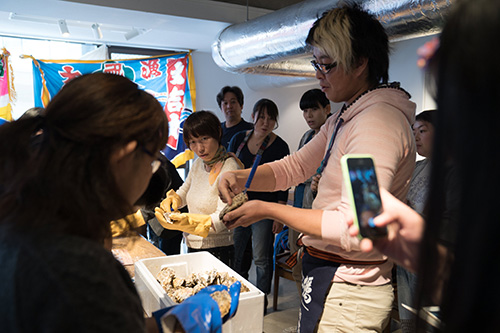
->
xmin=154 ymin=209 xmax=212 ymax=238
xmin=219 ymin=192 xmax=248 ymax=221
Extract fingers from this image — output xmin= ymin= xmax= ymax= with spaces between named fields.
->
xmin=221 ymin=201 xmax=264 ymax=230
xmin=218 ymin=189 xmax=232 ymax=205
xmin=359 ymin=238 xmax=375 ymax=252
xmin=218 ymin=178 xmax=234 ymax=205
xmin=311 ymin=174 xmax=321 ymax=192
xmin=160 ymin=198 xmax=172 ymax=212
xmin=171 ymin=201 xmax=179 ymax=213
xmin=373 ymin=188 xmax=411 ymax=227
xmin=221 ymin=211 xmax=238 ymax=229
xmin=221 ymin=206 xmax=247 ymax=229
xmin=218 ymin=172 xmax=243 ymax=205
xmin=348 ymin=223 xmax=359 ymax=237
xmin=154 ymin=207 xmax=168 ymax=225
xmin=272 ymin=221 xmax=283 ymax=234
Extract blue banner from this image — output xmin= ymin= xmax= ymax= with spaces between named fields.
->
xmin=31 ymin=52 xmax=195 ymax=167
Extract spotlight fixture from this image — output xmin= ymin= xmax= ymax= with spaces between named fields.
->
xmin=91 ymin=23 xmax=103 ymax=39
xmin=124 ymin=28 xmax=140 ymax=41
xmin=58 ymin=19 xmax=70 ymax=37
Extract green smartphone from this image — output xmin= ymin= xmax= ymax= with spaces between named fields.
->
xmin=341 ymin=154 xmax=387 ymax=240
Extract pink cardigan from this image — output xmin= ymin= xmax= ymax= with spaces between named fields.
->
xmin=269 ymin=87 xmax=416 ymax=285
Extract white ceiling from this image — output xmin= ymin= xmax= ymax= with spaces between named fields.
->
xmin=0 ymin=0 xmax=286 ymax=53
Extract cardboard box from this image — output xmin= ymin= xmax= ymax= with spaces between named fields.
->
xmin=135 ymin=252 xmax=264 ymax=332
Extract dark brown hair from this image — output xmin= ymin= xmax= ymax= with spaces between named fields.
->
xmin=183 ymin=110 xmax=222 ymax=146
xmin=416 ymin=0 xmax=500 ymax=330
xmin=0 ymin=73 xmax=168 ymax=242
xmin=252 ymin=98 xmax=279 ymax=122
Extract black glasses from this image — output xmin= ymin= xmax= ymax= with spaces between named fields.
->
xmin=311 ymin=60 xmax=338 ymax=75
xmin=140 ymin=146 xmax=161 ymax=173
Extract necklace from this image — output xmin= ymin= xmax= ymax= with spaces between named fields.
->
xmin=235 ymin=130 xmax=271 ymax=158
xmin=315 ymin=82 xmax=409 ymax=176
xmin=251 ymin=132 xmax=270 ymax=147
xmin=345 ymin=82 xmax=411 ymax=112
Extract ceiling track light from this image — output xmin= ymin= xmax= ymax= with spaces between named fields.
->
xmin=92 ymin=23 xmax=103 ymax=39
xmin=9 ymin=13 xmax=147 ymax=42
xmin=124 ymin=28 xmax=140 ymax=41
xmin=58 ymin=19 xmax=70 ymax=37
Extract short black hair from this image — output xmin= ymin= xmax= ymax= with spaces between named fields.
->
xmin=415 ymin=110 xmax=436 ymax=124
xmin=216 ymin=86 xmax=244 ymax=108
xmin=299 ymin=89 xmax=330 ymax=110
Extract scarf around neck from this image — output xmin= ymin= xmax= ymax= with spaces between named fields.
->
xmin=203 ymin=145 xmax=243 ymax=184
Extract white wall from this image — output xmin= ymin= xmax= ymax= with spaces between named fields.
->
xmin=192 ymin=33 xmax=438 ymax=153
xmin=192 ymin=51 xmax=328 ymax=153
xmin=389 ymin=34 xmax=438 ymax=114
xmin=5 ymin=32 xmax=438 ymax=150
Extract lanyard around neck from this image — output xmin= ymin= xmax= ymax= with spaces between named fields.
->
xmin=316 ymin=107 xmax=345 ymax=176
xmin=235 ymin=130 xmax=271 ymax=159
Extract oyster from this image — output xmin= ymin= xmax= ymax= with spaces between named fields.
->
xmin=155 ymin=267 xmax=250 ymax=303
xmin=172 ymin=277 xmax=185 ymax=289
xmin=157 ymin=267 xmax=176 ymax=289
xmin=210 ymin=290 xmax=232 ymax=317
xmin=173 ymin=287 xmax=194 ymax=303
xmin=219 ymin=192 xmax=248 ymax=221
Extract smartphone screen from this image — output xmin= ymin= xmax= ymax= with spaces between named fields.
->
xmin=341 ymin=155 xmax=387 ymax=239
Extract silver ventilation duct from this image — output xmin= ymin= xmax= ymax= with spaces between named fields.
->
xmin=212 ymin=0 xmax=453 ymax=78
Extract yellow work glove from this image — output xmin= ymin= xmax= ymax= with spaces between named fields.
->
xmin=160 ymin=189 xmax=182 ymax=213
xmin=110 ymin=209 xmax=146 ymax=237
xmin=154 ymin=209 xmax=212 ymax=238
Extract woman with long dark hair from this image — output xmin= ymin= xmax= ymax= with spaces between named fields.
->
xmin=350 ymin=0 xmax=500 ymax=331
xmin=227 ymin=98 xmax=290 ymax=307
xmin=0 ymin=73 xmax=169 ymax=331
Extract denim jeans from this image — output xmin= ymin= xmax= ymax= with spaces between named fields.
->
xmin=397 ymin=265 xmax=418 ymax=332
xmin=147 ymin=224 xmax=182 ymax=255
xmin=233 ymin=219 xmax=274 ymax=294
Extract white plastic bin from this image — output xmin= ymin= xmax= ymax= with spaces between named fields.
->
xmin=134 ymin=252 xmax=264 ymax=332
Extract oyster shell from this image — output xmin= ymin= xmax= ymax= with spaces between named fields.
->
xmin=219 ymin=192 xmax=248 ymax=221
xmin=210 ymin=290 xmax=232 ymax=317
xmin=155 ymin=267 xmax=251 ymax=303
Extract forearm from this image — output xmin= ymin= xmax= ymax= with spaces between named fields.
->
xmin=234 ymin=164 xmax=276 ymax=192
xmin=273 ymin=200 xmax=287 ymax=224
xmin=261 ymin=202 xmax=322 ymax=238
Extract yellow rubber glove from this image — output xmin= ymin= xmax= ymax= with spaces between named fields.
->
xmin=110 ymin=209 xmax=146 ymax=237
xmin=154 ymin=209 xmax=212 ymax=238
xmin=160 ymin=189 xmax=182 ymax=213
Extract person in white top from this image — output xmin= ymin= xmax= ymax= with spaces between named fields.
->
xmin=156 ymin=110 xmax=242 ymax=267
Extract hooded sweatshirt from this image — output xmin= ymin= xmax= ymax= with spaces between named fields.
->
xmin=269 ymin=85 xmax=416 ymax=285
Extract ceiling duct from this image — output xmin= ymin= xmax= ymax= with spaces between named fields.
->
xmin=212 ymin=0 xmax=453 ymax=78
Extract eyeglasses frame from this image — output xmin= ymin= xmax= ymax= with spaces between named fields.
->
xmin=140 ymin=145 xmax=162 ymax=174
xmin=311 ymin=60 xmax=338 ymax=75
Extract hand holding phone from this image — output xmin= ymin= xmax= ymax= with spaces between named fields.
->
xmin=341 ymin=154 xmax=388 ymax=240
